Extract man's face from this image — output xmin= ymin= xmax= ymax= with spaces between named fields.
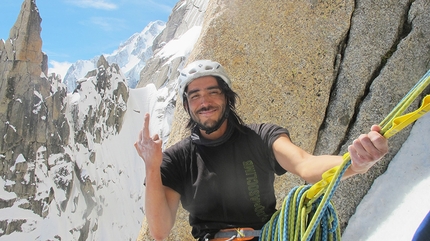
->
xmin=185 ymin=76 xmax=227 ymax=130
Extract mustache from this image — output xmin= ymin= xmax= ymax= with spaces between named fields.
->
xmin=197 ymin=106 xmax=216 ymax=113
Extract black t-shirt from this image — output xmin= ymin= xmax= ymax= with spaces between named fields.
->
xmin=160 ymin=123 xmax=289 ymax=239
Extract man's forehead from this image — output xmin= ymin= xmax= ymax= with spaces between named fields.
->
xmin=186 ymin=76 xmax=219 ymax=91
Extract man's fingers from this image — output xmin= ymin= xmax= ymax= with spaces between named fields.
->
xmin=137 ymin=130 xmax=143 ymax=143
xmin=152 ymin=134 xmax=160 ymax=141
xmin=369 ymin=125 xmax=388 ymax=153
xmin=351 ymin=137 xmax=372 ymax=161
xmin=142 ymin=113 xmax=150 ymax=139
xmin=368 ymin=131 xmax=388 ymax=154
xmin=370 ymin=124 xmax=381 ymax=133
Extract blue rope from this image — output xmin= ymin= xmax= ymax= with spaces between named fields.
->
xmin=260 ymin=162 xmax=349 ymax=241
xmin=260 ymin=69 xmax=430 ymax=241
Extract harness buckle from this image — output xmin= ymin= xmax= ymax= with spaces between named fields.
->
xmin=211 ymin=227 xmax=260 ymax=241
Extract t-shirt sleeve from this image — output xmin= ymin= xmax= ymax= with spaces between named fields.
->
xmin=158 ymin=138 xmax=191 ymax=196
xmin=247 ymin=123 xmax=290 ymax=175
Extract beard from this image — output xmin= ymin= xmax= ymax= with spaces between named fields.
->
xmin=191 ymin=104 xmax=226 ymax=131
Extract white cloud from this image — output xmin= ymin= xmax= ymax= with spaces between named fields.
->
xmin=88 ymin=17 xmax=127 ymax=31
xmin=65 ymin=0 xmax=117 ymax=10
xmin=128 ymin=0 xmax=177 ymax=13
xmin=48 ymin=61 xmax=72 ymax=79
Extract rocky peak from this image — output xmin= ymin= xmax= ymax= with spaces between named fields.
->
xmin=137 ymin=0 xmax=209 ymax=89
xmin=151 ymin=0 xmax=206 ymax=52
xmin=0 ymin=0 xmax=70 ymax=235
xmin=63 ymin=20 xmax=166 ymax=91
xmin=0 ymin=0 xmax=68 ymax=157
xmin=71 ymin=55 xmax=129 ymax=145
xmin=0 ymin=1 xmax=130 ymax=239
xmin=5 ymin=0 xmax=46 ymax=75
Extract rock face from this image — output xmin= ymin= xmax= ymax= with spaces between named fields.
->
xmin=71 ymin=55 xmax=129 ymax=146
xmin=0 ymin=0 xmax=70 ymax=235
xmin=137 ymin=0 xmax=209 ymax=90
xmin=317 ymin=0 xmax=430 ymax=227
xmin=138 ymin=0 xmax=430 ymax=240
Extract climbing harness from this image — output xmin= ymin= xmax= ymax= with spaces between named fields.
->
xmin=260 ymin=69 xmax=430 ymax=241
xmin=209 ymin=228 xmax=261 ymax=241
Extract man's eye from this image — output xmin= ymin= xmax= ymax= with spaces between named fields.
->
xmin=190 ymin=94 xmax=200 ymax=100
xmin=210 ymin=90 xmax=221 ymax=95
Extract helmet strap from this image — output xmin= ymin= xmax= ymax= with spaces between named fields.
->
xmin=199 ymin=107 xmax=230 ymax=135
xmin=184 ymin=96 xmax=231 ymax=135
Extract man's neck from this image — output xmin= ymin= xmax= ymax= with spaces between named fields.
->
xmin=199 ymin=120 xmax=228 ymax=140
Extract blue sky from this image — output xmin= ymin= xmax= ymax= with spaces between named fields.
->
xmin=1 ymin=0 xmax=177 ymax=75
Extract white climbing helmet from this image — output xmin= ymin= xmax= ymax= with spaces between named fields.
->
xmin=178 ymin=60 xmax=232 ymax=98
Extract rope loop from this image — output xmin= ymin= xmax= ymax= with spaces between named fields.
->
xmin=260 ymin=69 xmax=430 ymax=241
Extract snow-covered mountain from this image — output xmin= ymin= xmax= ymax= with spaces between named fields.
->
xmin=0 ymin=25 xmax=196 ymax=241
xmin=63 ymin=20 xmax=166 ymax=91
xmin=0 ymin=0 xmax=202 ymax=239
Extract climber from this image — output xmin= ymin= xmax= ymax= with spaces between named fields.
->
xmin=134 ymin=59 xmax=388 ymax=241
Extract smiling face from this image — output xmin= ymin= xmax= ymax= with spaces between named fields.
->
xmin=185 ymin=76 xmax=228 ymax=136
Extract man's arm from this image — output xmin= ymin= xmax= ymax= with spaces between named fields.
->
xmin=135 ymin=113 xmax=180 ymax=240
xmin=273 ymin=125 xmax=388 ymax=184
xmin=144 ymin=166 xmax=180 ymax=240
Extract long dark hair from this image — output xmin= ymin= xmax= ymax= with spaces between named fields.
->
xmin=183 ymin=76 xmax=245 ymax=132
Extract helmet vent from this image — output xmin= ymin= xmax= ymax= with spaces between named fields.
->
xmin=178 ymin=60 xmax=232 ymax=98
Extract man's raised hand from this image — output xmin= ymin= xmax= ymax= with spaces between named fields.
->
xmin=134 ymin=113 xmax=163 ymax=170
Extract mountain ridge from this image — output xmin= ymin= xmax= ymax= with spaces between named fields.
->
xmin=63 ymin=20 xmax=166 ymax=91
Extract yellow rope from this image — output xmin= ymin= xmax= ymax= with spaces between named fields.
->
xmin=261 ymin=69 xmax=430 ymax=241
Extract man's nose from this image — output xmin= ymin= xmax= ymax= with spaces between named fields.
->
xmin=199 ymin=93 xmax=211 ymax=105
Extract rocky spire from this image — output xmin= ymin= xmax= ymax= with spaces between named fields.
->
xmin=0 ymin=0 xmax=133 ymax=238
xmin=0 ymin=0 xmax=64 ymax=155
xmin=0 ymin=0 xmax=69 ymax=235
xmin=3 ymin=0 xmax=46 ymax=75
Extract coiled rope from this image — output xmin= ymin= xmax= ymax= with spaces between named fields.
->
xmin=260 ymin=69 xmax=430 ymax=241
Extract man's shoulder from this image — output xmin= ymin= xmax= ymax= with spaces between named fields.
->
xmin=246 ymin=123 xmax=283 ymax=132
xmin=245 ymin=123 xmax=289 ymax=139
xmin=164 ymin=136 xmax=193 ymax=153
